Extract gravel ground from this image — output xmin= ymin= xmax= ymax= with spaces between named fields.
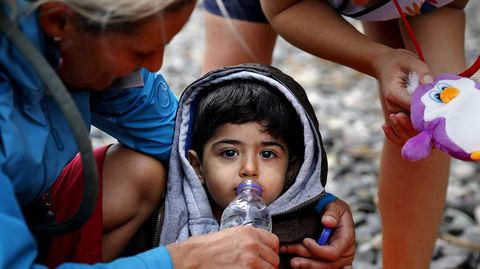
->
xmin=91 ymin=2 xmax=480 ymax=268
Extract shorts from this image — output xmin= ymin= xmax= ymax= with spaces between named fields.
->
xmin=333 ymin=0 xmax=456 ymax=21
xmin=203 ymin=0 xmax=458 ymax=23
xmin=44 ymin=145 xmax=110 ymax=268
xmin=203 ymin=0 xmax=268 ymax=23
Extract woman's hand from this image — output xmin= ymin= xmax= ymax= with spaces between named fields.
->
xmin=374 ymin=48 xmax=433 ymax=115
xmin=167 ymin=226 xmax=280 ymax=269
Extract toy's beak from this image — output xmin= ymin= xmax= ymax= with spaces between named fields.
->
xmin=440 ymin=87 xmax=460 ymax=103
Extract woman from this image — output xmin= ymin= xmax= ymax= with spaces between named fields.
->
xmin=0 ymin=0 xmax=279 ymax=268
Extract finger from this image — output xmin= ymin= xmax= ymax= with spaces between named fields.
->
xmin=321 ymin=201 xmax=346 ymax=228
xmin=290 ymin=255 xmax=352 ymax=269
xmin=303 ymin=238 xmax=342 ymax=261
xmin=420 ymin=74 xmax=434 ymax=85
xmin=303 ymin=209 xmax=356 ymax=260
xmin=280 ymin=243 xmax=314 ymax=257
xmin=242 ymin=226 xmax=280 ymax=252
xmin=240 ymin=226 xmax=280 ymax=266
xmin=255 ymin=243 xmax=280 ymax=268
xmin=243 ymin=251 xmax=278 ymax=269
xmin=382 ymin=124 xmax=403 ymax=145
xmin=396 ymin=113 xmax=417 ymax=137
xmin=400 ymin=55 xmax=433 ymax=86
xmin=388 ymin=114 xmax=409 ymax=142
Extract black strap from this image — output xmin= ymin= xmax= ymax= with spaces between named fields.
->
xmin=0 ymin=11 xmax=99 ymax=235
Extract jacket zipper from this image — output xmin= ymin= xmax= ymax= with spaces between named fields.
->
xmin=271 ymin=192 xmax=324 ymax=217
xmin=43 ymin=99 xmax=64 ymax=151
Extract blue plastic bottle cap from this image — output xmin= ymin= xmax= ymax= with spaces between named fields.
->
xmin=317 ymin=227 xmax=332 ymax=245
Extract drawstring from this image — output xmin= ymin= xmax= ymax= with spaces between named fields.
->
xmin=392 ymin=0 xmax=480 ymax=78
xmin=392 ymin=0 xmax=425 ymax=62
xmin=459 ymin=56 xmax=480 ymax=77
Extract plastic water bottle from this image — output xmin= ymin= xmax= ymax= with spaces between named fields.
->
xmin=219 ymin=179 xmax=272 ymax=232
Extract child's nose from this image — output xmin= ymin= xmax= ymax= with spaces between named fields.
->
xmin=240 ymin=157 xmax=258 ymax=178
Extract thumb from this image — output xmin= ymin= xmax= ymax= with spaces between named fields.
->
xmin=420 ymin=73 xmax=434 ymax=85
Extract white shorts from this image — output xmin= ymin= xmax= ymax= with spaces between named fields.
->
xmin=328 ymin=0 xmax=455 ymax=21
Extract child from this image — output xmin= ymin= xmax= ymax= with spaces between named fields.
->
xmin=160 ymin=64 xmax=355 ymax=268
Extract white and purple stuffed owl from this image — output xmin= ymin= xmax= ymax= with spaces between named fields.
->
xmin=402 ymin=73 xmax=480 ymax=162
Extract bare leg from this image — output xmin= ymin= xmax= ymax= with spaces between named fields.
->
xmin=102 ymin=144 xmax=167 ymax=261
xmin=364 ymin=6 xmax=466 ymax=269
xmin=202 ymin=12 xmax=277 ymax=73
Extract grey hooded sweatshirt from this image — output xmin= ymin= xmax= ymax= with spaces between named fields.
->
xmin=159 ymin=64 xmax=331 ymax=266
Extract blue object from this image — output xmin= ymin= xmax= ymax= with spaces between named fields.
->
xmin=315 ymin=192 xmax=337 ymax=213
xmin=315 ymin=193 xmax=337 ymax=245
xmin=317 ymin=227 xmax=332 ymax=245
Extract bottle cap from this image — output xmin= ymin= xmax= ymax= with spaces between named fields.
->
xmin=237 ymin=179 xmax=263 ymax=195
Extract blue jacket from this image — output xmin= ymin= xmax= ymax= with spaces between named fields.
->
xmin=0 ymin=2 xmax=176 ymax=268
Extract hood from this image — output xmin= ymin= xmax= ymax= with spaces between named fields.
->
xmin=160 ymin=64 xmax=328 ymax=245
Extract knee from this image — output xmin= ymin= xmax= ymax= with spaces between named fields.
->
xmin=105 ymin=144 xmax=167 ymax=208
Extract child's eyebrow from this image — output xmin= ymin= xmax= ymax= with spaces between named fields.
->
xmin=212 ymin=139 xmax=241 ymax=146
xmin=211 ymin=140 xmax=286 ymax=151
xmin=261 ymin=141 xmax=286 ymax=151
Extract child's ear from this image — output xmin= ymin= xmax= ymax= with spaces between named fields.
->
xmin=285 ymin=156 xmax=301 ymax=188
xmin=187 ymin=150 xmax=204 ymax=184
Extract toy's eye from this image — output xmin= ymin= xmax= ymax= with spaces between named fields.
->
xmin=437 ymin=83 xmax=451 ymax=91
xmin=429 ymin=90 xmax=442 ymax=103
xmin=429 ymin=83 xmax=452 ymax=103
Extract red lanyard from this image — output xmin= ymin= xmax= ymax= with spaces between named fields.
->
xmin=391 ymin=0 xmax=480 ymax=78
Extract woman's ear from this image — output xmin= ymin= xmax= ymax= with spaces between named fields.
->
xmin=285 ymin=156 xmax=301 ymax=188
xmin=38 ymin=3 xmax=74 ymax=40
xmin=187 ymin=150 xmax=204 ymax=184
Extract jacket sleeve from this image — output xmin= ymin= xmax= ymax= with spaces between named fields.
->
xmin=57 ymin=247 xmax=173 ymax=269
xmin=91 ymin=69 xmax=178 ymax=161
xmin=0 ymin=171 xmax=47 ymax=269
xmin=0 ymin=170 xmax=174 ymax=269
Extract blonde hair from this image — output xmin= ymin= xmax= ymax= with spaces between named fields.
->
xmin=4 ymin=0 xmax=184 ymax=24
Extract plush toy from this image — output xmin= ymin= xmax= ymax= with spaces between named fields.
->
xmin=401 ymin=73 xmax=480 ymax=162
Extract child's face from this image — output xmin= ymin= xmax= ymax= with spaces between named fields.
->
xmin=189 ymin=122 xmax=290 ymax=209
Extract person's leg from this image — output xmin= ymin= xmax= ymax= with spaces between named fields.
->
xmin=203 ymin=12 xmax=277 ymax=73
xmin=363 ymin=6 xmax=466 ymax=268
xmin=102 ymin=143 xmax=167 ymax=261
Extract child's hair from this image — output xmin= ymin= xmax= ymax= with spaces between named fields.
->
xmin=191 ymin=80 xmax=304 ymax=164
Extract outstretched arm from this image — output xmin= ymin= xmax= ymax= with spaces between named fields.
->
xmin=260 ymin=0 xmax=433 ymax=113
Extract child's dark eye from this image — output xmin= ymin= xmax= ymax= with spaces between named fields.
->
xmin=260 ymin=151 xmax=276 ymax=159
xmin=222 ymin=149 xmax=238 ymax=158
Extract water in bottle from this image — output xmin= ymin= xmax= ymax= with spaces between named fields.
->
xmin=219 ymin=178 xmax=272 ymax=231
